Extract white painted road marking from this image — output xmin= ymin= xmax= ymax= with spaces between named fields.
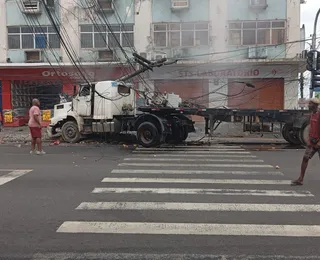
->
xmin=132 ymin=151 xmax=251 ymax=154
xmin=92 ymin=187 xmax=313 ymax=197
xmin=111 ymin=169 xmax=283 ymax=175
xmin=124 ymin=158 xmax=264 ymax=163
xmin=131 ymin=154 xmax=257 ymax=158
xmin=31 ymin=252 xmax=320 ymax=260
xmin=0 ymin=170 xmax=33 ymax=186
xmin=118 ymin=163 xmax=273 ymax=168
xmin=135 ymin=147 xmax=245 ymax=151
xmin=101 ymin=178 xmax=291 ymax=185
xmin=56 ymin=221 xmax=320 ymax=237
xmin=171 ymin=145 xmax=242 ymax=148
xmin=76 ymin=202 xmax=320 ymax=212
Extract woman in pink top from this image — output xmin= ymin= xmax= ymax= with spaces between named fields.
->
xmin=28 ymin=99 xmax=45 ymax=155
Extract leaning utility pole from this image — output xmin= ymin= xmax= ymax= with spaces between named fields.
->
xmin=309 ymin=8 xmax=320 ymax=98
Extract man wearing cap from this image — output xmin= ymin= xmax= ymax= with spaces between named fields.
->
xmin=292 ymin=98 xmax=320 ymax=185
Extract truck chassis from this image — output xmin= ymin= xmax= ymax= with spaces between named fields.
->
xmin=135 ymin=107 xmax=311 ymax=147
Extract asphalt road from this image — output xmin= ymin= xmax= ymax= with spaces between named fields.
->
xmin=0 ymin=143 xmax=319 ymax=260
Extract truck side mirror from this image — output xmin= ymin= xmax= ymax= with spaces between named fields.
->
xmin=73 ymin=85 xmax=77 ymax=96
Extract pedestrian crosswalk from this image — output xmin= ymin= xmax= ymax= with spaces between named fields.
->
xmin=57 ymin=145 xmax=320 ymax=239
xmin=0 ymin=169 xmax=33 ymax=186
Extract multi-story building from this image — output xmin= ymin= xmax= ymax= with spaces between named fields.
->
xmin=0 ymin=0 xmax=135 ymax=125
xmin=135 ymin=0 xmax=306 ymax=117
xmin=0 ymin=0 xmax=307 ymax=126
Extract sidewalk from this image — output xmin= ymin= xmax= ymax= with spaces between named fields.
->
xmin=0 ymin=125 xmax=287 ymax=145
xmin=0 ymin=126 xmax=50 ymax=144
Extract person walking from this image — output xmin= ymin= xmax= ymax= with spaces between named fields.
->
xmin=291 ymin=98 xmax=320 ymax=186
xmin=28 ymin=98 xmax=45 ymax=155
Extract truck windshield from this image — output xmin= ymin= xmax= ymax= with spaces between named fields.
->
xmin=79 ymin=84 xmax=91 ymax=96
xmin=118 ymin=85 xmax=130 ymax=94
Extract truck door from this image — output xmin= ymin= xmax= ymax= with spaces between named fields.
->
xmin=72 ymin=84 xmax=91 ymax=116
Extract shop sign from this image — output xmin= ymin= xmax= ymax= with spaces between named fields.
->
xmin=41 ymin=71 xmax=95 ymax=80
xmin=3 ymin=110 xmax=13 ymax=123
xmin=178 ymin=68 xmax=260 ymax=78
xmin=151 ymin=65 xmax=293 ymax=80
xmin=42 ymin=110 xmax=51 ymax=121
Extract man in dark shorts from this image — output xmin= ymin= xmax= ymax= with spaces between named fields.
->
xmin=28 ymin=98 xmax=46 ymax=155
xmin=291 ymin=98 xmax=320 ymax=185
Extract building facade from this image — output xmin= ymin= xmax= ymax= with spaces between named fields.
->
xmin=135 ymin=0 xmax=306 ymax=117
xmin=0 ymin=0 xmax=307 ymax=126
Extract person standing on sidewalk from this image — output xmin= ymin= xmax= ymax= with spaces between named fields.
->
xmin=291 ymin=98 xmax=320 ymax=185
xmin=28 ymin=98 xmax=45 ymax=155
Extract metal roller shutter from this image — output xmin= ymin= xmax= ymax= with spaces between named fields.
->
xmin=227 ymin=78 xmax=284 ymax=110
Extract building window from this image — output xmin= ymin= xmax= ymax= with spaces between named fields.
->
xmin=153 ymin=22 xmax=210 ymax=47
xmin=80 ymin=24 xmax=134 ymax=49
xmin=7 ymin=26 xmax=60 ymax=49
xmin=228 ymin=20 xmax=285 ymax=46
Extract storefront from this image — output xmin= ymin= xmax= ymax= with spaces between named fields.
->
xmin=0 ymin=65 xmax=129 ymax=126
xmin=150 ymin=62 xmax=301 ymax=111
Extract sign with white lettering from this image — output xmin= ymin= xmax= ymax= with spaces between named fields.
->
xmin=151 ymin=65 xmax=295 ymax=80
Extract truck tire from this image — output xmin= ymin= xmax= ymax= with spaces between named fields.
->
xmin=281 ymin=124 xmax=290 ymax=143
xmin=282 ymin=124 xmax=301 ymax=145
xmin=61 ymin=121 xmax=81 ymax=143
xmin=299 ymin=122 xmax=310 ymax=146
xmin=137 ymin=122 xmax=161 ymax=148
xmin=181 ymin=126 xmax=188 ymax=141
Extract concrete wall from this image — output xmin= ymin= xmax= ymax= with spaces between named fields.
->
xmin=6 ymin=0 xmax=60 ymax=26
xmin=209 ymin=0 xmax=228 ymax=55
xmin=228 ymin=0 xmax=286 ymax=20
xmin=60 ymin=0 xmax=79 ymax=64
xmin=0 ymin=0 xmax=7 ymax=63
xmin=286 ymin=0 xmax=303 ymax=58
xmin=134 ymin=0 xmax=152 ymax=54
xmin=152 ymin=0 xmax=209 ymax=22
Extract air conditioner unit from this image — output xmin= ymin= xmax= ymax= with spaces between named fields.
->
xmin=249 ymin=0 xmax=267 ymax=9
xmin=248 ymin=46 xmax=268 ymax=59
xmin=22 ymin=0 xmax=41 ymax=14
xmin=44 ymin=0 xmax=55 ymax=8
xmin=95 ymin=0 xmax=114 ymax=12
xmin=97 ymin=50 xmax=114 ymax=61
xmin=139 ymin=52 xmax=153 ymax=60
xmin=171 ymin=0 xmax=189 ymax=11
xmin=25 ymin=51 xmax=43 ymax=63
xmin=155 ymin=53 xmax=167 ymax=61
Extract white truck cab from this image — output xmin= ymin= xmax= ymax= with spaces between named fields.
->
xmin=47 ymin=80 xmax=135 ymax=143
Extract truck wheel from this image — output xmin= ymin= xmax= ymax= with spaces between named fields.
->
xmin=282 ymin=124 xmax=301 ymax=145
xmin=181 ymin=126 xmax=188 ymax=141
xmin=299 ymin=122 xmax=310 ymax=146
xmin=281 ymin=124 xmax=290 ymax=142
xmin=61 ymin=121 xmax=81 ymax=143
xmin=137 ymin=122 xmax=161 ymax=148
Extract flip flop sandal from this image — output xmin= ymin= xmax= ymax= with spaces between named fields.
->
xmin=291 ymin=180 xmax=303 ymax=186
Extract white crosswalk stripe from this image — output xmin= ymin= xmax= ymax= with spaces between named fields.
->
xmin=123 ymin=157 xmax=264 ymax=162
xmin=57 ymin=145 xmax=320 ymax=240
xmin=111 ymin=169 xmax=284 ymax=175
xmin=0 ymin=169 xmax=33 ymax=186
xmin=30 ymin=252 xmax=320 ymax=260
